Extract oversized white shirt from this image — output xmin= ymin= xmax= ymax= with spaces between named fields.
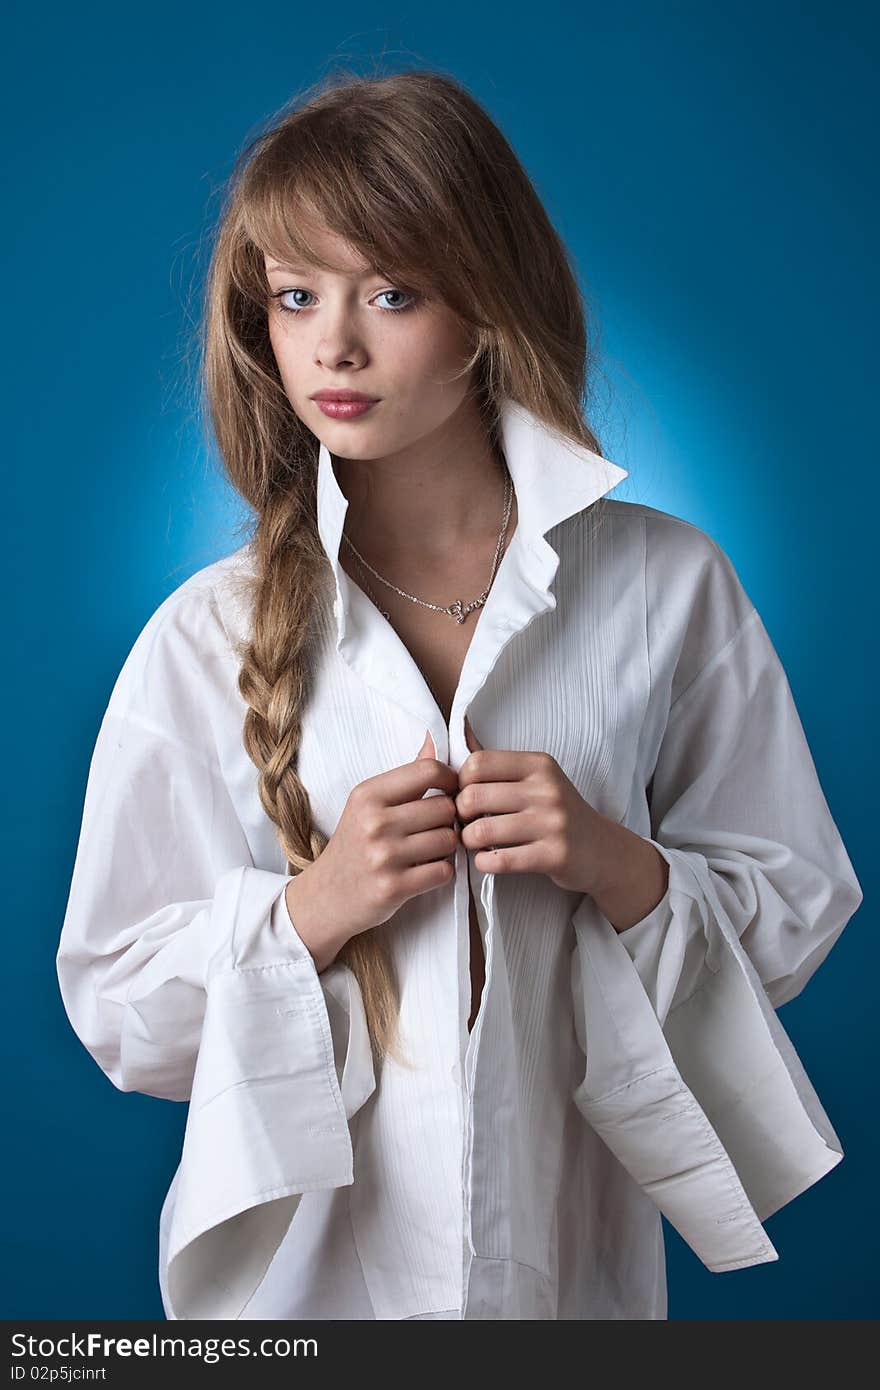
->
xmin=55 ymin=397 xmax=863 ymax=1321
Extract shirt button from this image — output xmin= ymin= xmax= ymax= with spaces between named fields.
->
xmin=450 ymin=1063 xmax=461 ymax=1085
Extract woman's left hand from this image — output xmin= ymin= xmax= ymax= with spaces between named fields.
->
xmin=456 ymin=716 xmax=613 ymax=896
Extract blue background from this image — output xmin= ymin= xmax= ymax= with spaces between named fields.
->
xmin=3 ymin=0 xmax=875 ymax=1319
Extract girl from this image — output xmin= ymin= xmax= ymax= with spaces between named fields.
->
xmin=56 ymin=69 xmax=863 ymax=1321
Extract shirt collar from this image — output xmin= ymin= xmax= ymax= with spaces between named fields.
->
xmin=315 ymin=395 xmax=628 ymax=727
xmin=317 ymin=395 xmax=627 ymax=602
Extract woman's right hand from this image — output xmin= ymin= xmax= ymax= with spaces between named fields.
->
xmin=284 ymin=729 xmax=460 ymax=969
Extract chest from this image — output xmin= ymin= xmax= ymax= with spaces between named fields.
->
xmin=237 ymin=513 xmax=656 ymax=1040
xmin=245 ymin=513 xmax=656 ymax=874
xmin=343 ymin=538 xmax=509 ymax=721
xmin=389 ymin=603 xmax=478 ymax=727
xmin=340 ymin=551 xmax=492 ymax=1031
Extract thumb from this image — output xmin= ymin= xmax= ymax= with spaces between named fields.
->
xmin=416 ymin=728 xmax=436 ymax=760
xmin=464 ymin=714 xmax=483 ymax=752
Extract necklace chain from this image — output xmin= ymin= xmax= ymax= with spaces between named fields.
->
xmin=340 ymin=465 xmax=514 ymax=624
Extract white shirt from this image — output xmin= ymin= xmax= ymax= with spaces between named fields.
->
xmin=55 ymin=397 xmax=863 ymax=1321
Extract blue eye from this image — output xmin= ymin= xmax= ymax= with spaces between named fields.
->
xmin=270 ymin=286 xmax=418 ymax=315
xmin=373 ymin=288 xmax=415 ymax=312
xmin=274 ymin=288 xmax=314 ymax=313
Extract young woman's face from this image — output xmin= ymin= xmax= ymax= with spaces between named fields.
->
xmin=264 ymin=224 xmax=477 ymax=460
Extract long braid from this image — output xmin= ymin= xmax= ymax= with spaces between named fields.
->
xmin=236 ymin=487 xmax=406 ymax=1072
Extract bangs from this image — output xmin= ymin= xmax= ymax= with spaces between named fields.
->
xmin=239 ymin=137 xmax=445 ymax=304
xmin=220 ymin=79 xmax=512 ymax=334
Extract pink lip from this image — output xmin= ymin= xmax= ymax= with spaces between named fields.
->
xmin=313 ymin=398 xmax=379 ymax=420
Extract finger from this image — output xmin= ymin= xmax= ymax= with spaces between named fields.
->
xmin=393 ymin=793 xmax=459 ymax=836
xmin=457 ymin=748 xmax=545 ymax=792
xmin=369 ymin=747 xmax=458 ymax=807
xmin=401 ymin=824 xmax=461 ymax=867
xmin=399 ymin=856 xmax=458 ymax=898
xmin=455 ymin=782 xmax=530 ymax=823
xmin=472 ymin=837 xmax=550 ymax=875
xmin=460 ymin=809 xmax=533 ymax=852
xmin=463 ymin=715 xmax=483 ymax=752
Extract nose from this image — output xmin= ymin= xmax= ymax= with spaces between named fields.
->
xmin=317 ymin=346 xmax=365 ymax=370
xmin=315 ymin=307 xmax=367 ymax=369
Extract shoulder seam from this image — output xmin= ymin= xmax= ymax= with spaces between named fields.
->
xmin=108 ymin=575 xmax=228 ymax=725
xmin=666 ymin=606 xmax=760 ymax=725
xmin=207 ymin=576 xmax=243 ymax=662
xmin=101 ymin=705 xmax=229 ymax=779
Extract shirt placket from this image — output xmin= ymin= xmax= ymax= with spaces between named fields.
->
xmin=317 ymin=425 xmax=618 ymax=1316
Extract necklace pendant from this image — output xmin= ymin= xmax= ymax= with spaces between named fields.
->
xmin=448 ymin=599 xmax=466 ymax=624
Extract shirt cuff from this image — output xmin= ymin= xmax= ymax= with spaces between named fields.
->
xmin=569 ymin=846 xmax=844 ymax=1274
xmin=163 ymin=866 xmax=375 ymax=1320
xmin=610 ymin=840 xmax=716 ymax=1024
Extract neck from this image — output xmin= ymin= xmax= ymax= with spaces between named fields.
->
xmin=332 ymin=399 xmax=514 ymax=564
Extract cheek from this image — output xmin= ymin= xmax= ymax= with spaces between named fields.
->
xmin=266 ymin=316 xmax=284 ymax=364
xmin=394 ymin=318 xmax=473 ymax=387
xmin=267 ymin=322 xmax=302 ymax=389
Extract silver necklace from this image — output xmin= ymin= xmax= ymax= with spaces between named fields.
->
xmin=341 ymin=464 xmax=514 ymax=624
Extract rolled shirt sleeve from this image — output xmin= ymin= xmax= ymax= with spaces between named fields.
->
xmin=56 ymin=583 xmax=376 ymax=1318
xmin=569 ymin=546 xmax=863 ymax=1273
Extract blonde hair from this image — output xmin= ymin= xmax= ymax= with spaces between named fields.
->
xmin=195 ymin=65 xmax=610 ymax=1071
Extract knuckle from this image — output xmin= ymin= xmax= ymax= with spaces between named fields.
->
xmin=464 ymin=750 xmax=483 ymax=783
xmin=367 ymin=843 xmax=393 ymax=874
xmin=374 ymin=869 xmax=397 ymax=904
xmin=461 ymin=785 xmax=480 ymax=815
xmin=361 ymin=810 xmax=387 ymax=841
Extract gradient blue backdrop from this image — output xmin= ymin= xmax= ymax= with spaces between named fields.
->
xmin=4 ymin=0 xmax=875 ymax=1320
